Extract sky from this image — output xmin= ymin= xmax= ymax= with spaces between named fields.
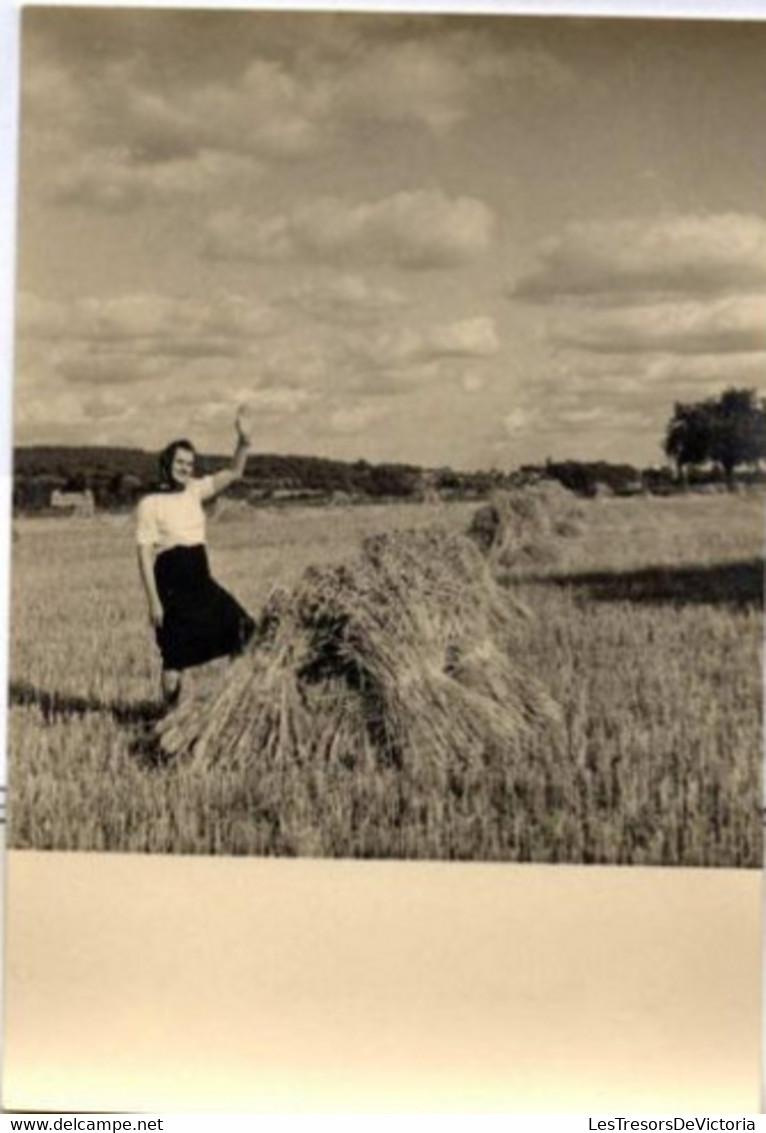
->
xmin=12 ymin=7 xmax=766 ymax=469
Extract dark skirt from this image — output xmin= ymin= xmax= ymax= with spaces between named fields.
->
xmin=154 ymin=544 xmax=255 ymax=672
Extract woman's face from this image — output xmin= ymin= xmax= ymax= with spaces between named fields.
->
xmin=170 ymin=447 xmax=195 ymax=487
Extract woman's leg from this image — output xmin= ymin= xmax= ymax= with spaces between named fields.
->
xmin=162 ymin=669 xmax=182 ymax=707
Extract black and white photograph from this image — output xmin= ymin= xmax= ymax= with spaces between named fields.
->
xmin=9 ymin=5 xmax=764 ymax=867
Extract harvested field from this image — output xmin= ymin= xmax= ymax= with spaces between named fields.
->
xmin=8 ymin=492 xmax=763 ymax=865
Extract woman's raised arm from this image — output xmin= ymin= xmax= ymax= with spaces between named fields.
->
xmin=209 ymin=406 xmax=252 ymax=496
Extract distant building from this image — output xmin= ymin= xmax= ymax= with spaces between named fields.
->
xmin=330 ymin=490 xmax=354 ymax=506
xmin=50 ymin=489 xmax=95 ymax=516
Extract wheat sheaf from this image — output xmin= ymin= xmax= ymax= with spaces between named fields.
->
xmin=154 ymin=487 xmax=582 ymax=774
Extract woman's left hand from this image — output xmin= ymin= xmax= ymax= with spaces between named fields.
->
xmin=235 ymin=404 xmax=252 ymax=445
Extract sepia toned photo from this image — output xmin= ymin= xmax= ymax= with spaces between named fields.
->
xmin=9 ymin=6 xmax=764 ymax=866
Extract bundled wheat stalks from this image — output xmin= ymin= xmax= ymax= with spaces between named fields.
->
xmin=467 ymin=482 xmax=584 ymax=582
xmin=155 ymin=525 xmax=562 ymax=772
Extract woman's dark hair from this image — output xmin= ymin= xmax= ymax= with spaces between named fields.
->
xmin=158 ymin=439 xmax=196 ymax=491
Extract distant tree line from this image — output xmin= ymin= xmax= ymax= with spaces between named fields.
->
xmin=12 ymin=387 xmax=766 ymax=513
xmin=537 ymin=460 xmax=646 ymax=498
xmin=12 ymin=448 xmax=433 ymax=512
xmin=13 ymin=447 xmax=527 ymax=513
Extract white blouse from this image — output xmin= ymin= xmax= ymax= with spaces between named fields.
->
xmin=136 ymin=476 xmax=216 ymax=551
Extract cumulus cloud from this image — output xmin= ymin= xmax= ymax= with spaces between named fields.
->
xmin=206 ymin=191 xmax=496 ymax=269
xmin=509 ymin=214 xmax=766 ymax=417
xmin=327 ymin=35 xmax=571 ymax=134
xmin=510 ymin=214 xmax=766 ymax=303
xmin=328 ymin=403 xmax=388 ymax=435
xmin=460 ymin=370 xmax=485 ymax=393
xmin=49 ymin=148 xmax=261 ymax=211
xmin=358 ymin=317 xmax=499 ymax=368
xmin=503 ymin=407 xmax=539 ymax=435
xmin=304 ymin=311 xmax=499 ymax=402
xmin=25 ymin=55 xmax=302 ymax=211
xmin=81 ymin=389 xmax=138 ymax=423
xmin=16 ymin=389 xmax=97 ymax=428
xmin=282 ymin=273 xmax=406 ymax=323
xmin=16 ymin=283 xmax=499 ymax=447
xmin=550 ymin=294 xmax=766 ymax=356
xmin=235 ymin=386 xmax=315 ymax=416
xmin=184 ymin=385 xmax=316 ymax=432
xmin=15 ymin=291 xmax=282 ymax=396
xmin=501 ymin=399 xmax=656 ymax=444
xmin=424 ymin=317 xmax=499 ymax=358
xmin=54 ymin=353 xmax=164 ymax=387
xmin=18 ymin=291 xmax=277 ymax=351
xmin=14 ymin=376 xmax=147 ymax=446
xmin=25 ymin=20 xmax=573 ymax=211
xmin=27 ymin=54 xmax=324 ymax=166
xmin=557 ymin=349 xmax=766 ymax=395
xmin=23 ymin=61 xmax=83 ymax=147
xmin=313 ymin=315 xmax=499 ymax=397
xmin=14 ymin=293 xmax=323 ymax=445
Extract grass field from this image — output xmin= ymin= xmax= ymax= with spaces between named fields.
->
xmin=8 ymin=492 xmax=763 ymax=865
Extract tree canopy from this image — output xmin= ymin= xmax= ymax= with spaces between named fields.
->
xmin=664 ymin=388 xmax=766 ymax=480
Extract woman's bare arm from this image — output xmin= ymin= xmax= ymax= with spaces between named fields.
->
xmin=137 ymin=544 xmax=163 ymax=627
xmin=209 ymin=406 xmax=252 ymax=497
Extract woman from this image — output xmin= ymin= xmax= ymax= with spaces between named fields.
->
xmin=136 ymin=406 xmax=256 ymax=707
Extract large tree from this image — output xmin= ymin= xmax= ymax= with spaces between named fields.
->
xmin=707 ymin=388 xmax=766 ymax=480
xmin=664 ymin=401 xmax=714 ymax=474
xmin=664 ymin=388 xmax=766 ymax=482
